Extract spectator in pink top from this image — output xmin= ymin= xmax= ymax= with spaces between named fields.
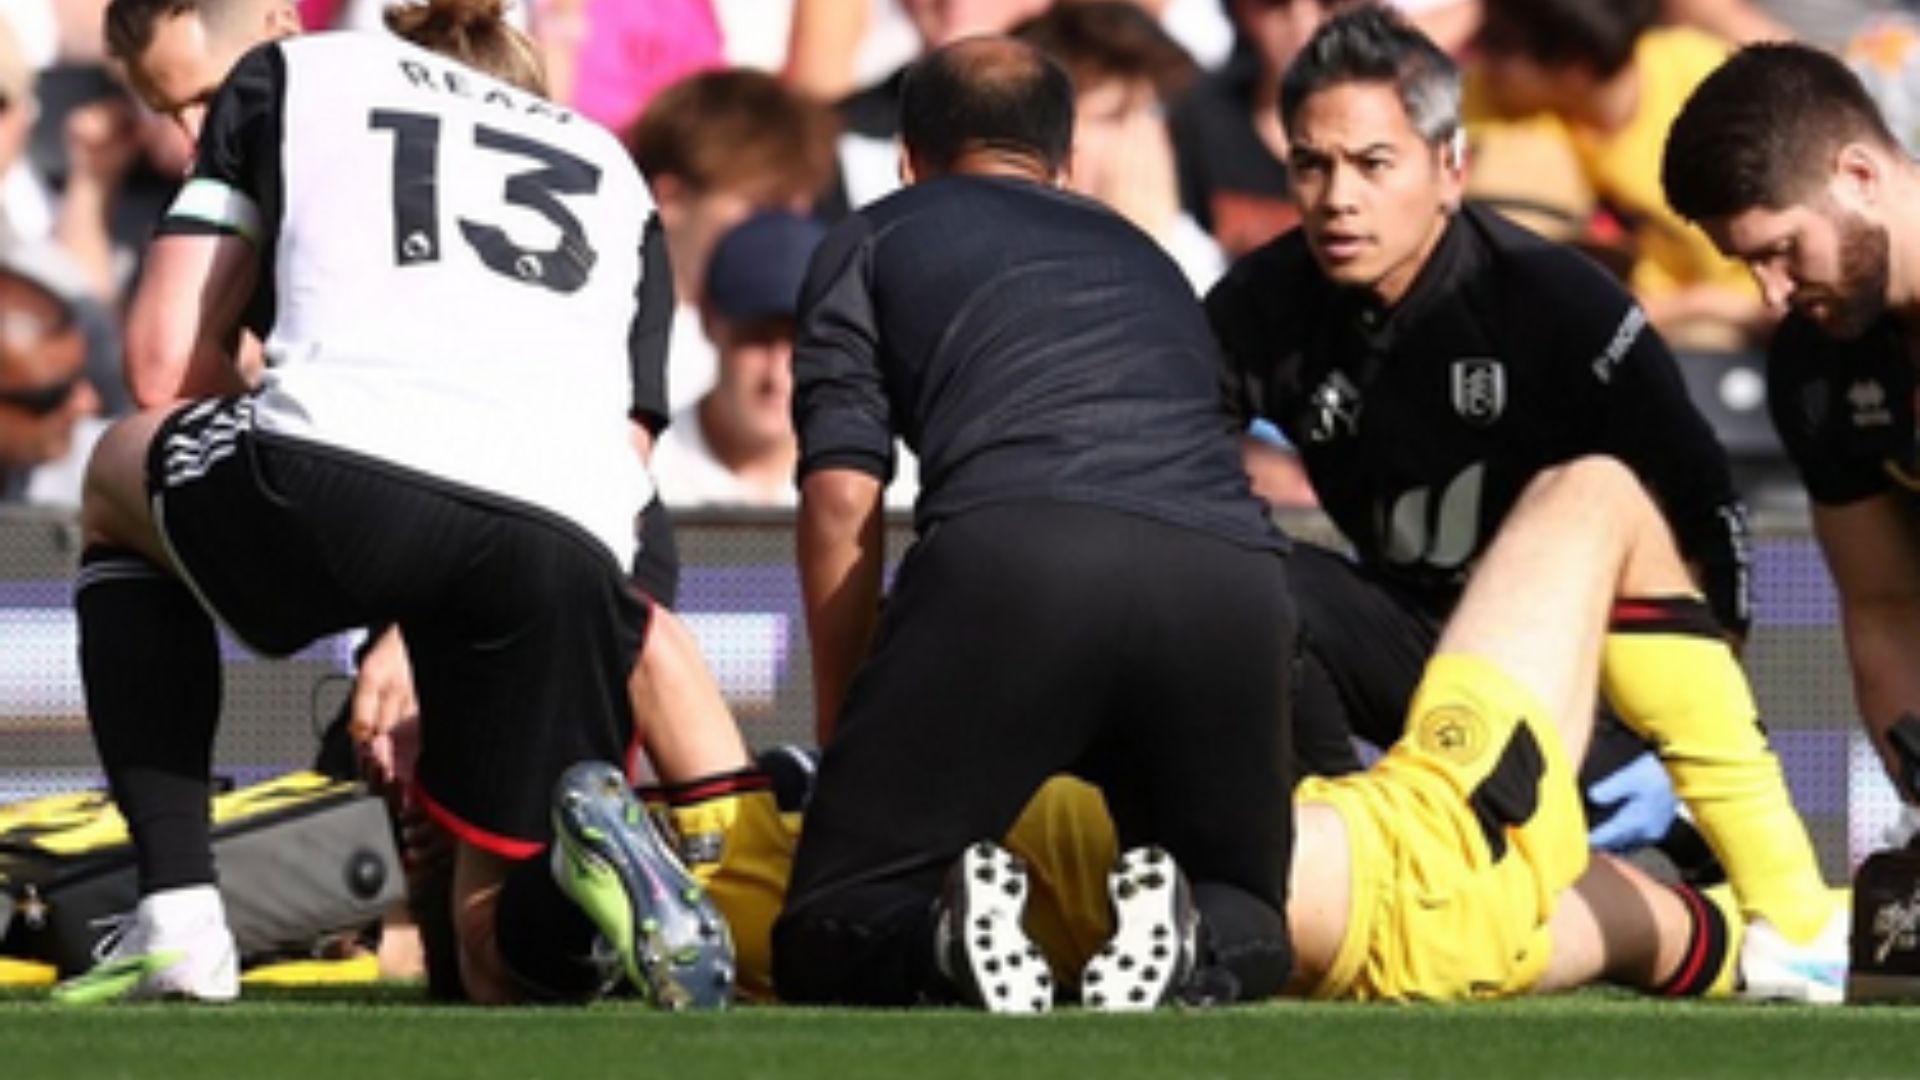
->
xmin=542 ymin=0 xmax=726 ymax=134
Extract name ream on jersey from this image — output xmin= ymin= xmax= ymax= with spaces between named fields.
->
xmin=397 ymin=58 xmax=572 ymax=125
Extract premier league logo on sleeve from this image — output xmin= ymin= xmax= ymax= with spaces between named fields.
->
xmin=1451 ymin=358 xmax=1506 ymax=427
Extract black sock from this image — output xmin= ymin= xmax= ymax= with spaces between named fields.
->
xmin=493 ymin=849 xmax=612 ymax=1002
xmin=1190 ymin=882 xmax=1291 ymax=1002
xmin=1657 ymin=883 xmax=1733 ymax=997
xmin=75 ymin=546 xmax=222 ymax=893
xmin=650 ymin=765 xmax=773 ymax=807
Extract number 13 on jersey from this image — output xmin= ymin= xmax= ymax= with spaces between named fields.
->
xmin=369 ymin=108 xmax=601 ymax=294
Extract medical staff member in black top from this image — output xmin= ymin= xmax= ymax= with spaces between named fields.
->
xmin=1665 ymin=42 xmax=1920 ymax=824
xmin=773 ymin=34 xmax=1298 ymax=1013
xmin=1207 ymin=5 xmax=1842 ymax=982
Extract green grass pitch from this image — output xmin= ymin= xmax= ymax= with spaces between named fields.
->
xmin=0 ymin=987 xmax=1912 ymax=1080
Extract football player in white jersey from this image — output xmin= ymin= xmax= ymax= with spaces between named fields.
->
xmin=55 ymin=0 xmax=752 ymax=1008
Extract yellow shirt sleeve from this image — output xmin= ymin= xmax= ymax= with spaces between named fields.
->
xmin=1570 ymin=27 xmax=1755 ymax=298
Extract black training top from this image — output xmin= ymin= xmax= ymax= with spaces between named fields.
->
xmin=1768 ymin=312 xmax=1919 ymax=507
xmin=1207 ymin=201 xmax=1751 ymax=629
xmin=792 ymin=173 xmax=1285 ymax=552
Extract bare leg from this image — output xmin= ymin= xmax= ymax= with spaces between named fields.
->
xmin=1436 ymin=455 xmax=1694 ymax=765
xmin=1537 ymin=854 xmax=1700 ymax=993
xmin=1284 ymin=457 xmax=1689 ymax=994
xmin=629 ymin=605 xmax=753 ymax=782
xmin=1436 ymin=457 xmax=1758 ymax=997
xmin=450 ymin=843 xmax=518 ymax=1004
xmin=80 ymin=408 xmax=179 ymax=566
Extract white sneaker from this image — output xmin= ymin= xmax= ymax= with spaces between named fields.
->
xmin=1739 ymin=903 xmax=1848 ymax=1005
xmin=52 ymin=886 xmax=239 ymax=1005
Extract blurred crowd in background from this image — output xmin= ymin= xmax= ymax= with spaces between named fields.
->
xmin=5 ymin=0 xmax=1920 ymax=515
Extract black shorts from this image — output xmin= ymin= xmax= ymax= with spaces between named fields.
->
xmin=1287 ymin=542 xmax=1445 ymax=764
xmin=151 ymin=397 xmax=649 ymax=856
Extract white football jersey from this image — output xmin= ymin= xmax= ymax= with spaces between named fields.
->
xmin=164 ymin=32 xmax=655 ymax=565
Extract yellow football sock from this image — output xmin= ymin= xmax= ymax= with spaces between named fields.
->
xmin=1697 ymin=883 xmax=1743 ymax=998
xmin=1004 ymin=776 xmax=1120 ymax=983
xmin=1603 ymin=597 xmax=1834 ymax=943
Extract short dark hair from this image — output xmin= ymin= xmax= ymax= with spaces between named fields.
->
xmin=104 ymin=0 xmax=261 ymax=62
xmin=1476 ymin=0 xmax=1659 ymax=80
xmin=1664 ymin=42 xmax=1900 ymax=221
xmin=105 ymin=0 xmax=197 ymax=62
xmin=1012 ymin=1 xmax=1197 ymax=104
xmin=899 ymin=36 xmax=1074 ymax=175
xmin=1280 ymin=5 xmax=1460 ymax=148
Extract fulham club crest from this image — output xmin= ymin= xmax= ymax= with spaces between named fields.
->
xmin=1451 ymin=358 xmax=1506 ymax=427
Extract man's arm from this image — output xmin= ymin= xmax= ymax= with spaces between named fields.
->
xmin=798 ymin=467 xmax=885 ymax=745
xmin=126 ymin=44 xmax=283 ymax=407
xmin=124 ymin=230 xmax=260 ymax=406
xmin=1814 ymin=492 xmax=1920 ymax=799
xmin=788 ymin=216 xmax=890 ymax=743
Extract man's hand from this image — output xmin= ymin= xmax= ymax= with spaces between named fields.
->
xmin=350 ymin=627 xmax=419 ymax=788
xmin=1586 ymin=750 xmax=1679 ymax=853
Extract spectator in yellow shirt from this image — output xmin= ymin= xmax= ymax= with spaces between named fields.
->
xmin=1464 ymin=0 xmax=1770 ymax=350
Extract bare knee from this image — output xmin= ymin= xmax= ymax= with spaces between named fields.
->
xmin=1529 ymin=456 xmax=1642 ymax=509
xmin=1521 ymin=457 xmax=1667 ymax=549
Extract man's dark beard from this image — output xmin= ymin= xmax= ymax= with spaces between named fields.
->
xmin=1820 ymin=211 xmax=1891 ymax=340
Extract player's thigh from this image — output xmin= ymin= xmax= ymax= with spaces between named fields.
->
xmin=630 ymin=602 xmax=748 ymax=782
xmin=80 ymin=405 xmax=180 ymax=565
xmin=1399 ymin=655 xmax=1589 ymax=888
xmin=1367 ymin=657 xmax=1588 ymax=998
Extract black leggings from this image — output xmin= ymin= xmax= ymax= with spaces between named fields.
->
xmin=772 ymin=502 xmax=1297 ymax=1004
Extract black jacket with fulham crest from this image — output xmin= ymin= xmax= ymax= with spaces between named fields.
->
xmin=1207 ymin=202 xmax=1750 ymax=631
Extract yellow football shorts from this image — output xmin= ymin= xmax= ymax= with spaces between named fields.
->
xmin=1299 ymin=653 xmax=1589 ymax=1001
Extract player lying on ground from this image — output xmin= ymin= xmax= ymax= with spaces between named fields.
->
xmin=553 ymin=456 xmax=1844 ymax=1005
xmin=993 ymin=454 xmax=1827 ymax=1003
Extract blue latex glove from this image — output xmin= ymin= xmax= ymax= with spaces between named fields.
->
xmin=1247 ymin=417 xmax=1292 ymax=449
xmin=1586 ymin=750 xmax=1678 ymax=853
